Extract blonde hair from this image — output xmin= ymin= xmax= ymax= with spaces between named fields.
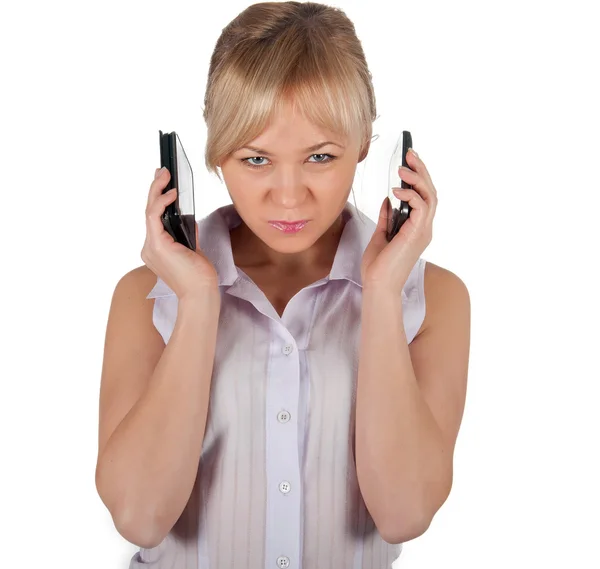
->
xmin=202 ymin=1 xmax=377 ymax=217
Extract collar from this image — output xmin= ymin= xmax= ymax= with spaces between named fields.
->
xmin=147 ymin=201 xmax=406 ymax=300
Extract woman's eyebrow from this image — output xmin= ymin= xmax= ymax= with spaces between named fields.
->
xmin=239 ymin=141 xmax=345 ymax=156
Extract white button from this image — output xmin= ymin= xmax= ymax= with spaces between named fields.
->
xmin=277 ymin=410 xmax=290 ymax=423
xmin=277 ymin=556 xmax=290 ymax=568
xmin=279 ymin=481 xmax=291 ymax=494
xmin=282 ymin=344 xmax=293 ymax=355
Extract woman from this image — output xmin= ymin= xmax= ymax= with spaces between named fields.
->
xmin=95 ymin=2 xmax=471 ymax=568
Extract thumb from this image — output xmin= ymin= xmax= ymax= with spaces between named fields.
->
xmin=375 ymin=196 xmax=390 ymax=236
xmin=195 ymin=220 xmax=201 ymax=253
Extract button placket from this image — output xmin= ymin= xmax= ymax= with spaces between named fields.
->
xmin=267 ymin=336 xmax=300 ymax=568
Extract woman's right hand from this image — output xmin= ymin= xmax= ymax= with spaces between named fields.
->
xmin=141 ymin=167 xmax=219 ymax=299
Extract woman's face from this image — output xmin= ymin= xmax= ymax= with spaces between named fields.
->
xmin=219 ymin=101 xmax=367 ymax=270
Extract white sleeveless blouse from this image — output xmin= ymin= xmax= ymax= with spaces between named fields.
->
xmin=131 ymin=202 xmax=427 ymax=569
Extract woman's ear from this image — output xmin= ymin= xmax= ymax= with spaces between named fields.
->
xmin=358 ymin=138 xmax=371 ymax=163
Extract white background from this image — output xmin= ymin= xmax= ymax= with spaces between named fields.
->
xmin=1 ymin=0 xmax=599 ymax=567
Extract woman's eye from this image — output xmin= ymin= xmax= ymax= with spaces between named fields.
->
xmin=310 ymin=154 xmax=331 ymax=163
xmin=245 ymin=157 xmax=268 ymax=167
xmin=241 ymin=153 xmax=336 ymax=169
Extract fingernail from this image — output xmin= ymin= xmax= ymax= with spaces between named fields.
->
xmin=409 ymin=148 xmax=418 ymax=157
xmin=155 ymin=167 xmax=164 ymax=179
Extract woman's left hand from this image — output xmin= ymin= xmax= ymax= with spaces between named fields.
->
xmin=360 ymin=148 xmax=438 ymax=293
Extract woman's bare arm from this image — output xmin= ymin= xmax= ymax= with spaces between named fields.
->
xmin=95 ymin=265 xmax=221 ymax=548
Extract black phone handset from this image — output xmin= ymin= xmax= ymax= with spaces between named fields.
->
xmin=158 ymin=130 xmax=196 ymax=250
xmin=386 ymin=130 xmax=414 ymax=242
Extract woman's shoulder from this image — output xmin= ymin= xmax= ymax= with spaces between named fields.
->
xmin=114 ymin=264 xmax=160 ymax=301
xmin=423 ymin=261 xmax=469 ymax=298
xmin=416 ymin=260 xmax=470 ymax=339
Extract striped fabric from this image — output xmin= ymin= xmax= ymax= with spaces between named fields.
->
xmin=130 ymin=201 xmax=427 ymax=569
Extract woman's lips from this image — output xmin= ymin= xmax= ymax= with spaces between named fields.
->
xmin=268 ymin=220 xmax=309 ymax=233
